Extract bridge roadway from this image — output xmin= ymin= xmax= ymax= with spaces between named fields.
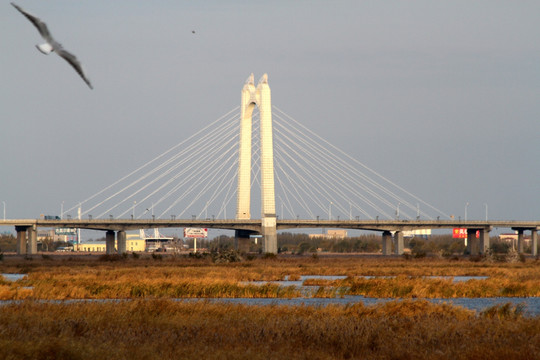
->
xmin=1 ymin=218 xmax=538 ymax=256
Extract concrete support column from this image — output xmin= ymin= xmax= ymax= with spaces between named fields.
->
xmin=235 ymin=230 xmax=251 ymax=253
xmin=262 ymin=216 xmax=277 ymax=254
xmin=467 ymin=229 xmax=479 ymax=255
xmin=479 ymin=228 xmax=490 ymax=255
xmin=15 ymin=226 xmax=28 ymax=255
xmin=105 ymin=230 xmax=116 ymax=254
xmin=531 ymin=230 xmax=538 ymax=257
xmin=382 ymin=231 xmax=393 ymax=255
xmin=117 ymin=230 xmax=127 ymax=254
xmin=27 ymin=225 xmax=37 ymax=255
xmin=394 ymin=231 xmax=404 ymax=255
xmin=517 ymin=229 xmax=524 ymax=253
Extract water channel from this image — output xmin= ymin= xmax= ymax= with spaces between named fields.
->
xmin=2 ymin=274 xmax=539 ymax=316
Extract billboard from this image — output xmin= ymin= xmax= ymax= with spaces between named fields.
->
xmin=452 ymin=228 xmax=479 ymax=239
xmin=403 ymin=229 xmax=431 ymax=238
xmin=184 ymin=228 xmax=208 ymax=238
xmin=55 ymin=228 xmax=78 ymax=235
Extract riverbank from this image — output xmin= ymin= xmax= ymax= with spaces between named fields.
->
xmin=1 ymin=299 xmax=538 ymax=360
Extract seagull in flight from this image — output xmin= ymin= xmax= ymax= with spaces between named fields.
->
xmin=11 ymin=2 xmax=93 ymax=89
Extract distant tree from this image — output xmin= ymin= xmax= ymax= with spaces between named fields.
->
xmin=40 ymin=236 xmax=55 ymax=252
xmin=296 ymin=242 xmax=314 ymax=254
xmin=0 ymin=234 xmax=16 ymax=252
xmin=490 ymin=241 xmax=510 ymax=254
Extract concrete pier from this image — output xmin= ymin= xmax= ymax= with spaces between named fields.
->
xmin=262 ymin=216 xmax=277 ymax=254
xmin=15 ymin=226 xmax=28 ymax=255
xmin=467 ymin=229 xmax=479 ymax=255
xmin=117 ymin=230 xmax=126 ymax=254
xmin=532 ymin=230 xmax=538 ymax=256
xmin=106 ymin=230 xmax=116 ymax=254
xmin=235 ymin=229 xmax=252 ymax=253
xmin=479 ymin=228 xmax=490 ymax=254
xmin=517 ymin=229 xmax=524 ymax=253
xmin=394 ymin=231 xmax=404 ymax=255
xmin=382 ymin=231 xmax=392 ymax=255
xmin=27 ymin=225 xmax=37 ymax=254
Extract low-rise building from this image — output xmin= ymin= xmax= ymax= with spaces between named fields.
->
xmin=309 ymin=229 xmax=348 ymax=239
xmin=74 ymin=234 xmax=145 ymax=252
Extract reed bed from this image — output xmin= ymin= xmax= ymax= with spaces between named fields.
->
xmin=1 ymin=255 xmax=540 ymax=300
xmin=0 ymin=299 xmax=538 ymax=360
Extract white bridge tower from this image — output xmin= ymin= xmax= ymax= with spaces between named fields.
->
xmin=235 ymin=73 xmax=277 ymax=253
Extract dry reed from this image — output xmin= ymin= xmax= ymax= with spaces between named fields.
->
xmin=0 ymin=299 xmax=538 ymax=360
xmin=1 ymin=255 xmax=540 ymax=300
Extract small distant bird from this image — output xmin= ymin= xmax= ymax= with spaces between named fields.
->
xmin=11 ymin=2 xmax=93 ymax=89
xmin=192 ymin=30 xmax=196 ymax=34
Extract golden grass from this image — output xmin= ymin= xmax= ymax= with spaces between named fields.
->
xmin=1 ymin=255 xmax=540 ymax=299
xmin=0 ymin=299 xmax=538 ymax=360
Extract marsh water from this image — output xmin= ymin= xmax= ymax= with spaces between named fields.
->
xmin=2 ymin=273 xmax=539 ymax=316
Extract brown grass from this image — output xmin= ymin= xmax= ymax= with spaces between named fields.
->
xmin=0 ymin=299 xmax=538 ymax=360
xmin=1 ymin=255 xmax=540 ymax=299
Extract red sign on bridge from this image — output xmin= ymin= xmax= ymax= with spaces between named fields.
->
xmin=452 ymin=228 xmax=479 ymax=239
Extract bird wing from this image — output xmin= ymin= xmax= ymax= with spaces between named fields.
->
xmin=56 ymin=48 xmax=93 ymax=89
xmin=11 ymin=2 xmax=53 ymax=42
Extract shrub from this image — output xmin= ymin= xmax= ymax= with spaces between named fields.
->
xmin=98 ymin=254 xmax=123 ymax=262
xmin=469 ymin=255 xmax=483 ymax=262
xmin=212 ymin=250 xmax=243 ymax=263
xmin=481 ymin=303 xmax=525 ymax=320
xmin=262 ymin=252 xmax=277 ymax=260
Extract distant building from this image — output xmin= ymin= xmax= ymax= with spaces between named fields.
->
xmin=309 ymin=229 xmax=347 ymax=239
xmin=37 ymin=229 xmax=76 ymax=243
xmin=403 ymin=229 xmax=431 ymax=239
xmin=74 ymin=234 xmax=145 ymax=252
xmin=499 ymin=233 xmax=530 ymax=246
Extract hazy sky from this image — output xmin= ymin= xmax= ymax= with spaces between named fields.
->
xmin=2 ymin=1 xmax=540 ymax=234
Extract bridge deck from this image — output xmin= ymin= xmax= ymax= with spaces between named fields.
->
xmin=1 ymin=219 xmax=539 ymax=232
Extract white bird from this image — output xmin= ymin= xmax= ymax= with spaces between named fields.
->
xmin=11 ymin=2 xmax=93 ymax=89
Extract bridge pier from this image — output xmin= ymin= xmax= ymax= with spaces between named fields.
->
xmin=479 ymin=228 xmax=490 ymax=254
xmin=532 ymin=230 xmax=538 ymax=256
xmin=467 ymin=229 xmax=479 ymax=255
xmin=394 ymin=231 xmax=404 ymax=255
xmin=262 ymin=216 xmax=277 ymax=254
xmin=516 ymin=229 xmax=524 ymax=253
xmin=27 ymin=225 xmax=37 ymax=255
xmin=234 ymin=230 xmax=252 ymax=253
xmin=106 ymin=230 xmax=116 ymax=254
xmin=15 ymin=226 xmax=28 ymax=255
xmin=512 ymin=227 xmax=539 ymax=255
xmin=117 ymin=230 xmax=127 ymax=254
xmin=382 ymin=231 xmax=392 ymax=255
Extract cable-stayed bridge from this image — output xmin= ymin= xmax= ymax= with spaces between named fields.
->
xmin=3 ymin=74 xmax=538 ymax=256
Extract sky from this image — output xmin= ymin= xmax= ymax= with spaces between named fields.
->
xmin=2 ymin=1 xmax=540 ymax=236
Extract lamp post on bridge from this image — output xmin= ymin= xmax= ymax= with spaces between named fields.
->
xmin=61 ymin=201 xmax=64 ymax=220
xmin=465 ymin=202 xmax=469 ymax=221
xmin=328 ymin=202 xmax=332 ymax=220
xmin=484 ymin=203 xmax=488 ymax=221
xmin=2 ymin=201 xmax=5 ymax=221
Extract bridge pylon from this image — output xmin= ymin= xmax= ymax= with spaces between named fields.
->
xmin=235 ymin=74 xmax=277 ymax=253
